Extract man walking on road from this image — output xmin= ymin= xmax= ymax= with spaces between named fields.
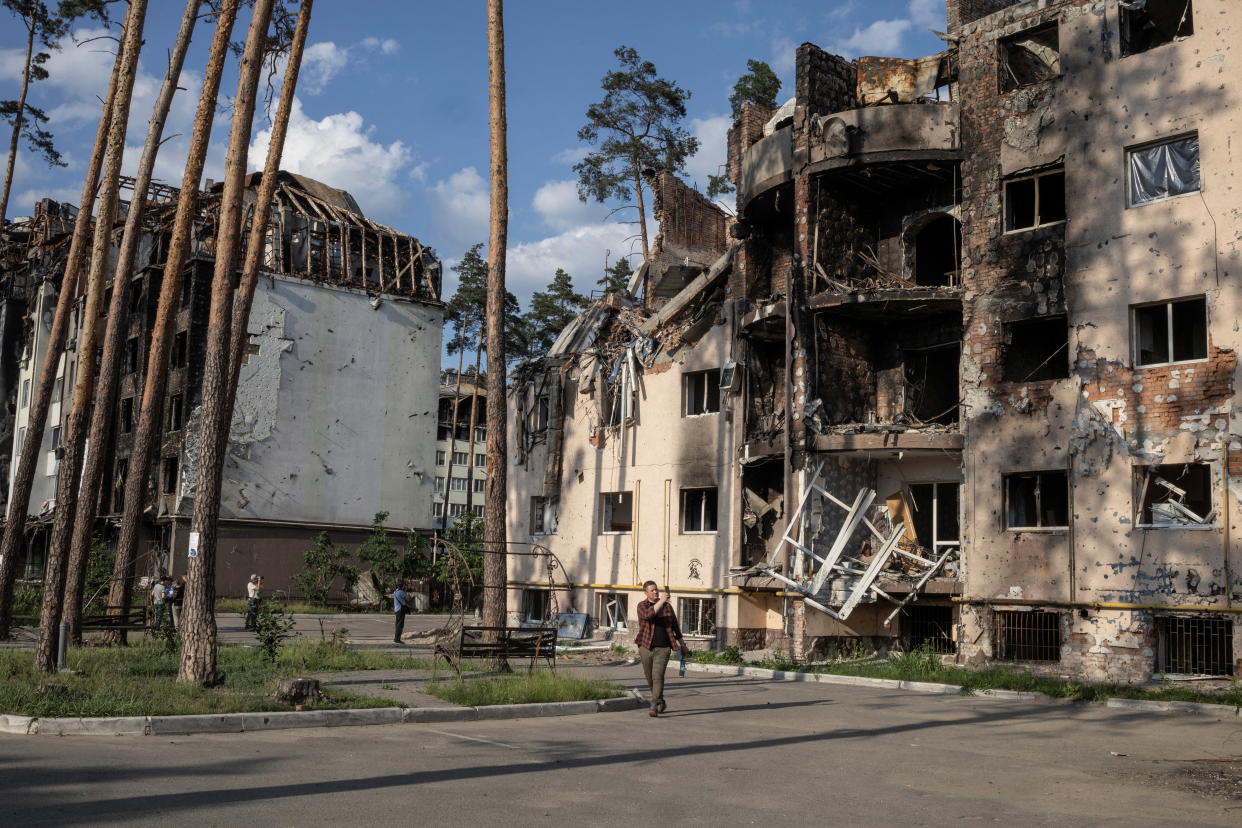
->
xmin=392 ymin=580 xmax=411 ymax=644
xmin=636 ymin=580 xmax=689 ymax=717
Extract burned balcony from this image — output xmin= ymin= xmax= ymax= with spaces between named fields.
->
xmin=738 ymin=125 xmax=792 ymax=213
xmin=808 ymin=102 xmax=960 ymax=176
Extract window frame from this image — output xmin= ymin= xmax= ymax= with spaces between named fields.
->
xmin=683 ymin=369 xmax=721 ymax=417
xmin=1132 ymin=296 xmax=1208 ymax=368
xmin=530 ymin=495 xmax=559 ymax=535
xmin=449 ymin=476 xmax=467 ymax=492
xmin=678 ymin=597 xmax=717 ymax=637
xmin=1135 ymin=462 xmax=1214 ymax=529
xmin=435 ymin=450 xmax=446 ymax=466
xmin=523 ymin=588 xmax=551 ymax=624
xmin=1003 ymin=470 xmax=1069 ymax=531
xmin=907 ymin=481 xmax=961 ymax=552
xmin=1120 ymin=0 xmax=1194 ymax=58
xmin=599 ymin=491 xmax=634 ymax=535
xmin=451 ymin=450 xmax=468 ymax=465
xmin=1126 ymin=132 xmax=1200 ymax=208
xmin=680 ymin=486 xmax=719 ymax=534
xmin=998 ymin=21 xmax=1061 ymax=93
xmin=1003 ymin=167 xmax=1066 ymax=233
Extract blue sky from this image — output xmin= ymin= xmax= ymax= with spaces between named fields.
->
xmin=1 ymin=0 xmax=947 ymax=339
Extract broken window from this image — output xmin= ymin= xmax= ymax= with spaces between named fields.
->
xmin=523 ymin=589 xmax=550 ymax=623
xmin=903 ymin=343 xmax=959 ymax=425
xmin=171 ymin=331 xmax=188 ymax=369
xmin=600 ymin=491 xmax=633 ymax=534
xmin=1137 ymin=463 xmax=1213 ymax=526
xmin=594 ymin=592 xmax=628 ymax=630
xmin=1128 ymin=133 xmax=1199 ymax=206
xmin=683 ymin=369 xmax=720 ymax=416
xmin=1156 ymin=615 xmax=1232 ymax=676
xmin=994 ymin=610 xmax=1061 ymax=661
xmin=902 ymin=605 xmax=956 ymax=654
xmin=999 ymin=22 xmax=1060 ymax=92
xmin=679 ymin=597 xmax=717 ymax=637
xmin=908 ymin=482 xmax=960 ymax=551
xmin=681 ymin=487 xmax=718 ymax=533
xmin=435 ymin=450 xmax=445 ymax=466
xmin=124 ymin=337 xmax=139 ymax=374
xmin=913 ymin=214 xmax=961 ymax=287
xmin=530 ymin=496 xmax=559 ymax=535
xmin=449 ymin=477 xmax=467 ymax=492
xmin=166 ymin=394 xmax=184 ymax=431
xmin=162 ymin=457 xmax=178 ymax=495
xmin=1004 ymin=167 xmax=1066 ymax=231
xmin=1003 ymin=315 xmax=1070 ymax=382
xmin=1005 ymin=470 xmax=1069 ymax=529
xmin=111 ymin=459 xmax=127 ymax=513
xmin=1133 ymin=296 xmax=1206 ymax=366
xmin=1121 ymin=0 xmax=1193 ymax=57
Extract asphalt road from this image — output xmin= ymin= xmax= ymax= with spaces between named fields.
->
xmin=4 ymin=667 xmax=1239 ymax=826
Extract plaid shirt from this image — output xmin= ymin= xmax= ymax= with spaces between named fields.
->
xmin=635 ymin=598 xmax=684 ymax=650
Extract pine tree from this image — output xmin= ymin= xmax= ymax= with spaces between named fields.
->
xmin=708 ymin=60 xmax=782 ymax=200
xmin=446 ymin=243 xmax=525 ymax=359
xmin=522 ymin=268 xmax=587 ymax=357
xmin=574 ymin=46 xmax=698 ymax=265
xmin=598 ymin=255 xmax=633 ymax=295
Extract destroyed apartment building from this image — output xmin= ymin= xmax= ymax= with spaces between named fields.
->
xmin=0 ymin=171 xmax=443 ymax=593
xmin=507 ymin=0 xmax=1242 ymax=681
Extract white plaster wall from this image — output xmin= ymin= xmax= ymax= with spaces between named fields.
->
xmin=217 ymin=275 xmax=441 ymax=529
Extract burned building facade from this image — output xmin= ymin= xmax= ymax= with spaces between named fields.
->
xmin=508 ymin=0 xmax=1240 ymax=682
xmin=2 ymin=171 xmax=442 ymax=593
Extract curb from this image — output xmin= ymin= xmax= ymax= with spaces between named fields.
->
xmin=685 ymin=663 xmax=1241 ymax=717
xmin=8 ymin=690 xmax=646 ymax=737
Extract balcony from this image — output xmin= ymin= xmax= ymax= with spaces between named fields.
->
xmin=738 ymin=126 xmax=792 ymax=211
xmin=808 ymin=102 xmax=959 ymax=175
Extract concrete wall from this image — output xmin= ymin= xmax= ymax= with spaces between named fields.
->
xmin=215 ymin=274 xmax=441 ymax=530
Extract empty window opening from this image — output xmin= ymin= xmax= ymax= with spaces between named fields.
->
xmin=171 ymin=331 xmax=189 ymax=368
xmin=530 ymin=496 xmax=559 ymax=535
xmin=679 ymin=597 xmax=717 ymax=637
xmin=1003 ymin=315 xmax=1069 ymax=382
xmin=1137 ymin=463 xmax=1213 ymax=526
xmin=595 ymin=592 xmax=628 ymax=630
xmin=1133 ymin=296 xmax=1206 ymax=366
xmin=684 ymin=369 xmax=721 ymax=416
xmin=600 ymin=491 xmax=633 ymax=534
xmin=908 ymin=482 xmax=960 ymax=551
xmin=913 ymin=215 xmax=962 ymax=286
xmin=1121 ymin=0 xmax=1193 ymax=57
xmin=903 ymin=605 xmax=956 ymax=654
xmin=1004 ymin=168 xmax=1065 ymax=231
xmin=129 ymin=278 xmax=144 ymax=314
xmin=1156 ymin=615 xmax=1232 ymax=676
xmin=530 ymin=394 xmax=550 ymax=432
xmin=179 ymin=275 xmax=192 ymax=307
xmin=903 ymin=344 xmax=959 ymax=425
xmin=1000 ymin=23 xmax=1060 ymax=91
xmin=162 ymin=457 xmax=179 ymax=495
xmin=124 ymin=337 xmax=140 ymax=374
xmin=994 ymin=610 xmax=1061 ymax=661
xmin=681 ymin=487 xmax=719 ymax=533
xmin=166 ymin=394 xmax=184 ymax=431
xmin=523 ymin=588 xmax=550 ymax=624
xmin=1128 ymin=133 xmax=1199 ymax=206
xmin=1005 ymin=470 xmax=1069 ymax=529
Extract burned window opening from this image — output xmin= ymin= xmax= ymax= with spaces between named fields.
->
xmin=523 ymin=588 xmax=550 ymax=623
xmin=124 ymin=337 xmax=140 ymax=375
xmin=1004 ymin=168 xmax=1065 ymax=232
xmin=1128 ymin=133 xmax=1199 ymax=207
xmin=1121 ymin=0 xmax=1193 ymax=57
xmin=600 ymin=491 xmax=633 ymax=534
xmin=903 ymin=605 xmax=956 ymax=654
xmin=595 ymin=592 xmax=628 ymax=630
xmin=166 ymin=394 xmax=184 ymax=432
xmin=530 ymin=495 xmax=559 ymax=535
xmin=1005 ymin=470 xmax=1069 ymax=530
xmin=119 ymin=397 xmax=134 ymax=433
xmin=994 ymin=610 xmax=1061 ymax=661
xmin=1156 ymin=615 xmax=1232 ymax=676
xmin=681 ymin=486 xmax=719 ymax=533
xmin=684 ymin=369 xmax=721 ymax=416
xmin=999 ymin=23 xmax=1060 ymax=92
xmin=1003 ymin=315 xmax=1069 ymax=382
xmin=1136 ymin=463 xmax=1213 ymax=527
xmin=908 ymin=482 xmax=960 ymax=552
xmin=743 ymin=338 xmax=785 ymax=442
xmin=903 ymin=343 xmax=959 ymax=425
xmin=1133 ymin=296 xmax=1206 ymax=366
xmin=741 ymin=459 xmax=783 ymax=566
xmin=913 ymin=214 xmax=961 ymax=287
xmin=171 ymin=331 xmax=189 ymax=369
xmin=161 ymin=457 xmax=179 ymax=495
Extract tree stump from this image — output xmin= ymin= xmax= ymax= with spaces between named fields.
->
xmin=275 ymin=677 xmax=320 ymax=705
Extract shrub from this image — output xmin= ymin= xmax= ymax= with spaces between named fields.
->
xmin=252 ymin=602 xmax=296 ymax=663
xmin=291 ymin=531 xmax=358 ymax=605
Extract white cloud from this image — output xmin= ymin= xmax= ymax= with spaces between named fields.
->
xmin=684 ymin=115 xmax=731 ymax=187
xmin=249 ymin=97 xmax=412 ymax=219
xmin=909 ymin=0 xmax=944 ymax=30
xmin=361 ymin=37 xmax=401 ymax=55
xmin=770 ymin=36 xmax=797 ymax=76
xmin=408 ymin=160 xmax=430 ymax=183
xmin=506 ymin=221 xmax=635 ymax=304
xmin=426 ymin=166 xmax=490 ymax=253
xmin=301 ymin=42 xmax=349 ymax=95
xmin=829 ymin=19 xmax=913 ymax=58
xmin=532 ymin=179 xmax=607 ymax=232
xmin=553 ymin=146 xmax=589 ymax=165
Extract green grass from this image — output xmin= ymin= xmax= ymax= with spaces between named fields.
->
xmin=737 ymin=646 xmax=1242 ymax=707
xmin=423 ymin=671 xmax=626 ymax=706
xmin=0 ymin=640 xmax=433 ymax=718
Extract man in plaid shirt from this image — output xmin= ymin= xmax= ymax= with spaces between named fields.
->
xmin=636 ymin=580 xmax=688 ymax=717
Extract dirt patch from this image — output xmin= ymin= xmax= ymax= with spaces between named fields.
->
xmin=1157 ymin=759 xmax=1242 ymax=801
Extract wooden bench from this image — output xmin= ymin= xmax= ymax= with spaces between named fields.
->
xmin=436 ymin=624 xmax=558 ymax=672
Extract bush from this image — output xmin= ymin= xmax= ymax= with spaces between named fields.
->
xmin=12 ymin=583 xmax=42 ymax=618
xmin=291 ymin=532 xmax=358 ymax=605
xmin=252 ymin=602 xmax=296 ymax=663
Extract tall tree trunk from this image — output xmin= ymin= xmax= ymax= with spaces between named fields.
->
xmin=179 ymin=0 xmax=275 ymax=686
xmin=0 ymin=11 xmax=35 ymax=223
xmin=106 ymin=0 xmax=241 ymax=647
xmin=632 ymin=171 xmax=649 ymax=297
xmin=34 ymin=0 xmax=149 ymax=673
xmin=483 ymin=0 xmax=509 ymax=669
xmin=0 ymin=14 xmax=125 ymax=641
xmin=223 ymin=0 xmax=312 ymax=408
xmin=464 ymin=344 xmax=482 ymax=513
xmin=61 ymin=0 xmax=202 ymax=649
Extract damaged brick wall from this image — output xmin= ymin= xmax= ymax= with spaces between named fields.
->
xmin=647 ymin=170 xmax=728 ymax=255
xmin=948 ymin=0 xmax=1024 ymax=33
